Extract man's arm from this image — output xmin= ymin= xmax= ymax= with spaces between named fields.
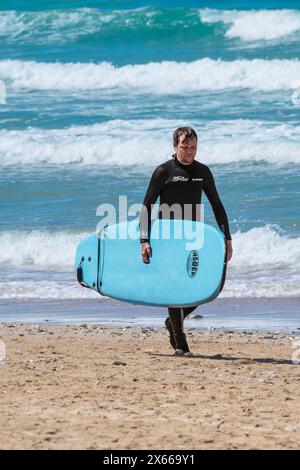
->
xmin=203 ymin=167 xmax=232 ymax=241
xmin=139 ymin=165 xmax=167 ymax=243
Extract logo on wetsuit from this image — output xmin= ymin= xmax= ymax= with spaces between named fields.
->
xmin=172 ymin=176 xmax=189 ymax=182
xmin=186 ymin=250 xmax=199 ymax=278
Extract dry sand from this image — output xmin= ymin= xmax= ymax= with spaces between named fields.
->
xmin=0 ymin=322 xmax=300 ymax=450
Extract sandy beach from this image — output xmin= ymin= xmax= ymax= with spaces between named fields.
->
xmin=1 ymin=322 xmax=300 ymax=450
xmin=1 ymin=0 xmax=300 ymax=455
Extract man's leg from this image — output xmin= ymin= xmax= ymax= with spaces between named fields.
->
xmin=166 ymin=305 xmax=198 ymax=352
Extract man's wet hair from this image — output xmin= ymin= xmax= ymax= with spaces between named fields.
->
xmin=173 ymin=127 xmax=198 ymax=147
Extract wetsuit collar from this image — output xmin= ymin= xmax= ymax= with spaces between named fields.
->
xmin=173 ymin=153 xmax=195 ymax=169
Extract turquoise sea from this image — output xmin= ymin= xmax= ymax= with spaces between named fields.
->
xmin=0 ymin=1 xmax=299 ymax=328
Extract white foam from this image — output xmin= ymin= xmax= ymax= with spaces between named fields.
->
xmin=0 ymin=280 xmax=100 ymax=300
xmin=1 ymin=225 xmax=299 ymax=270
xmin=1 ymin=277 xmax=299 ymax=300
xmin=0 ymin=80 xmax=6 ymax=104
xmin=221 ymin=281 xmax=300 ymax=298
xmin=0 ymin=226 xmax=299 ymax=298
xmin=0 ymin=118 xmax=300 ymax=166
xmin=1 ymin=58 xmax=300 ymax=93
xmin=0 ymin=230 xmax=89 ymax=267
xmin=200 ymin=8 xmax=300 ymax=41
xmin=228 ymin=225 xmax=300 ymax=268
xmin=221 ymin=225 xmax=300 ymax=298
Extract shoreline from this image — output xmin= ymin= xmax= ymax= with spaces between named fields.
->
xmin=0 ymin=297 xmax=299 ymax=333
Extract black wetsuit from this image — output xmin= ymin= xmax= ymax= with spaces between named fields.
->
xmin=140 ymin=154 xmax=231 ymax=352
xmin=140 ymin=155 xmax=231 ymax=242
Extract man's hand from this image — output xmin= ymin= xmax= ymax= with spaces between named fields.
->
xmin=141 ymin=240 xmax=231 ymax=263
xmin=226 ymin=240 xmax=233 ymax=262
xmin=141 ymin=242 xmax=152 ymax=264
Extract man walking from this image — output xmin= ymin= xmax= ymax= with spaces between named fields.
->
xmin=140 ymin=127 xmax=233 ymax=356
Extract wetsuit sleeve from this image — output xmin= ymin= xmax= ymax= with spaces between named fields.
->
xmin=140 ymin=165 xmax=167 ymax=243
xmin=203 ymin=168 xmax=232 ymax=241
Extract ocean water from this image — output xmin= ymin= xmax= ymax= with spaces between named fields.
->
xmin=0 ymin=0 xmax=299 ymax=305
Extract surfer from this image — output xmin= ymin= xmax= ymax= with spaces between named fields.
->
xmin=140 ymin=127 xmax=233 ymax=357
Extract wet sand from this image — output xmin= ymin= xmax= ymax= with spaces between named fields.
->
xmin=1 ymin=322 xmax=300 ymax=449
xmin=0 ymin=297 xmax=299 ymax=332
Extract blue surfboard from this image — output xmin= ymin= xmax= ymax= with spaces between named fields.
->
xmin=75 ymin=219 xmax=227 ymax=307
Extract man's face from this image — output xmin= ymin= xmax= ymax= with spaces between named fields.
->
xmin=174 ymin=136 xmax=197 ymax=165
